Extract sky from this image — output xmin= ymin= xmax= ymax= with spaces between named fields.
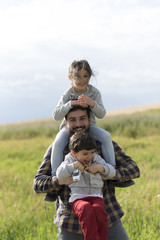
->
xmin=0 ymin=0 xmax=160 ymax=124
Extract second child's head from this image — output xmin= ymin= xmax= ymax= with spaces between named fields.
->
xmin=69 ymin=132 xmax=97 ymax=165
xmin=68 ymin=60 xmax=94 ymax=93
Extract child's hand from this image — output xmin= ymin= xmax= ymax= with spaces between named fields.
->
xmin=71 ymin=100 xmax=88 ymax=108
xmin=73 ymin=161 xmax=85 ymax=173
xmin=85 ymin=163 xmax=104 ymax=174
xmin=78 ymin=95 xmax=95 ymax=108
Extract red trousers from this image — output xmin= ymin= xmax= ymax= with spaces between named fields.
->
xmin=72 ymin=196 xmax=108 ymax=240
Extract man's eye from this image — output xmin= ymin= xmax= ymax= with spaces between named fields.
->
xmin=69 ymin=119 xmax=75 ymax=122
xmin=80 ymin=117 xmax=86 ymax=120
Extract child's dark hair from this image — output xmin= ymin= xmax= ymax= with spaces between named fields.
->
xmin=69 ymin=132 xmax=97 ymax=153
xmin=69 ymin=60 xmax=94 ymax=79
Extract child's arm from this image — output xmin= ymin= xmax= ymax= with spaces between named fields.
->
xmin=85 ymin=154 xmax=116 ymax=178
xmin=52 ymin=93 xmax=73 ymax=121
xmin=85 ymin=163 xmax=105 ymax=174
xmin=56 ymin=155 xmax=84 ymax=181
xmin=78 ymin=87 xmax=106 ymax=118
xmin=56 ymin=162 xmax=74 ymax=181
xmin=53 ymin=90 xmax=88 ymax=121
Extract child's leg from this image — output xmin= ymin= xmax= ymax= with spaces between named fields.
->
xmin=72 ymin=198 xmax=99 ymax=240
xmin=51 ymin=126 xmax=70 ymax=176
xmin=91 ymin=197 xmax=108 ymax=240
xmin=89 ymin=125 xmax=116 ymax=165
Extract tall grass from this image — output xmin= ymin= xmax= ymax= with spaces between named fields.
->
xmin=0 ymin=118 xmax=59 ymax=140
xmin=0 ymin=137 xmax=58 ymax=240
xmin=114 ymin=135 xmax=160 ymax=240
xmin=0 ymin=109 xmax=160 ymax=140
xmin=98 ymin=109 xmax=160 ymax=138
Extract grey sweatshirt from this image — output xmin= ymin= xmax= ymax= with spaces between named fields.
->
xmin=56 ymin=152 xmax=116 ymax=202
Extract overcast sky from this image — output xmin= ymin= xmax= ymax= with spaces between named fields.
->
xmin=0 ymin=0 xmax=160 ymax=124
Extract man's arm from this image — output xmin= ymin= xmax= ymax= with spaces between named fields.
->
xmin=113 ymin=141 xmax=140 ymax=182
xmin=33 ymin=144 xmax=62 ymax=193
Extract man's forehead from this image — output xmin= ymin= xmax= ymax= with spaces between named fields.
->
xmin=67 ymin=109 xmax=88 ymax=119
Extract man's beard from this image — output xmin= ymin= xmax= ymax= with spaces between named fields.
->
xmin=69 ymin=125 xmax=89 ymax=135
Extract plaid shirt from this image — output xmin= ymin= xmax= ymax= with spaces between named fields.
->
xmin=33 ymin=141 xmax=140 ymax=233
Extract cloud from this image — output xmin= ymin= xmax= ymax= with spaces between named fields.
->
xmin=1 ymin=0 xmax=160 ymax=59
xmin=1 ymin=0 xmax=160 ymax=52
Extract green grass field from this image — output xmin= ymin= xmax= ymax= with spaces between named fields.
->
xmin=0 ymin=110 xmax=160 ymax=239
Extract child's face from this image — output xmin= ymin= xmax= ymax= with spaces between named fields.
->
xmin=69 ymin=69 xmax=90 ymax=93
xmin=72 ymin=149 xmax=95 ymax=166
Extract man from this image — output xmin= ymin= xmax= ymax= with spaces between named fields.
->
xmin=33 ymin=106 xmax=140 ymax=240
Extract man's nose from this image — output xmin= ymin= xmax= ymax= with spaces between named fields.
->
xmin=75 ymin=119 xmax=81 ymax=126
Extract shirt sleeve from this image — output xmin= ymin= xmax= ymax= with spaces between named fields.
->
xmin=52 ymin=91 xmax=72 ymax=121
xmin=56 ymin=155 xmax=75 ymax=181
xmin=94 ymin=154 xmax=116 ymax=178
xmin=91 ymin=87 xmax=106 ymax=119
xmin=113 ymin=141 xmax=140 ymax=182
xmin=33 ymin=144 xmax=62 ymax=193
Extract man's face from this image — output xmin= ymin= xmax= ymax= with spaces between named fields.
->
xmin=65 ymin=109 xmax=90 ymax=134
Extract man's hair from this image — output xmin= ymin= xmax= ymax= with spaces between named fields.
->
xmin=69 ymin=132 xmax=97 ymax=153
xmin=65 ymin=106 xmax=91 ymax=120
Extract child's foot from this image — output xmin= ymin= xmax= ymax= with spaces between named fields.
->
xmin=108 ymin=179 xmax=135 ymax=188
xmin=44 ymin=193 xmax=58 ymax=202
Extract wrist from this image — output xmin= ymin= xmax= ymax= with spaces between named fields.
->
xmin=73 ymin=161 xmax=78 ymax=169
xmin=52 ymin=176 xmax=62 ymax=189
xmin=57 ymin=179 xmax=63 ymax=186
xmin=90 ymin=101 xmax=95 ymax=108
xmin=99 ymin=165 xmax=105 ymax=173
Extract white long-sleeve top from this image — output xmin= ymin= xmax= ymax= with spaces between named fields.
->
xmin=52 ymin=84 xmax=106 ymax=129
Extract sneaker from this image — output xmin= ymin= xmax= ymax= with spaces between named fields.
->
xmin=44 ymin=193 xmax=58 ymax=202
xmin=108 ymin=180 xmax=135 ymax=188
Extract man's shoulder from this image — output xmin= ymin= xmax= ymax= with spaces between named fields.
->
xmin=112 ymin=141 xmax=121 ymax=151
xmin=64 ymin=145 xmax=70 ymax=157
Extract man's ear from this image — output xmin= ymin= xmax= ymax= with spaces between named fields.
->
xmin=71 ymin=150 xmax=77 ymax=157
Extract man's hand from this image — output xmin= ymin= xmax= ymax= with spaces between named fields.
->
xmin=85 ymin=163 xmax=105 ymax=174
xmin=58 ymin=176 xmax=74 ymax=185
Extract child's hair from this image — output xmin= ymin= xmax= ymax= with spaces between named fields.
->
xmin=69 ymin=132 xmax=97 ymax=153
xmin=69 ymin=60 xmax=94 ymax=80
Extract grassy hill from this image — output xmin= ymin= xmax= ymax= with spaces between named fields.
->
xmin=0 ymin=107 xmax=160 ymax=140
xmin=0 ymin=107 xmax=160 ymax=239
